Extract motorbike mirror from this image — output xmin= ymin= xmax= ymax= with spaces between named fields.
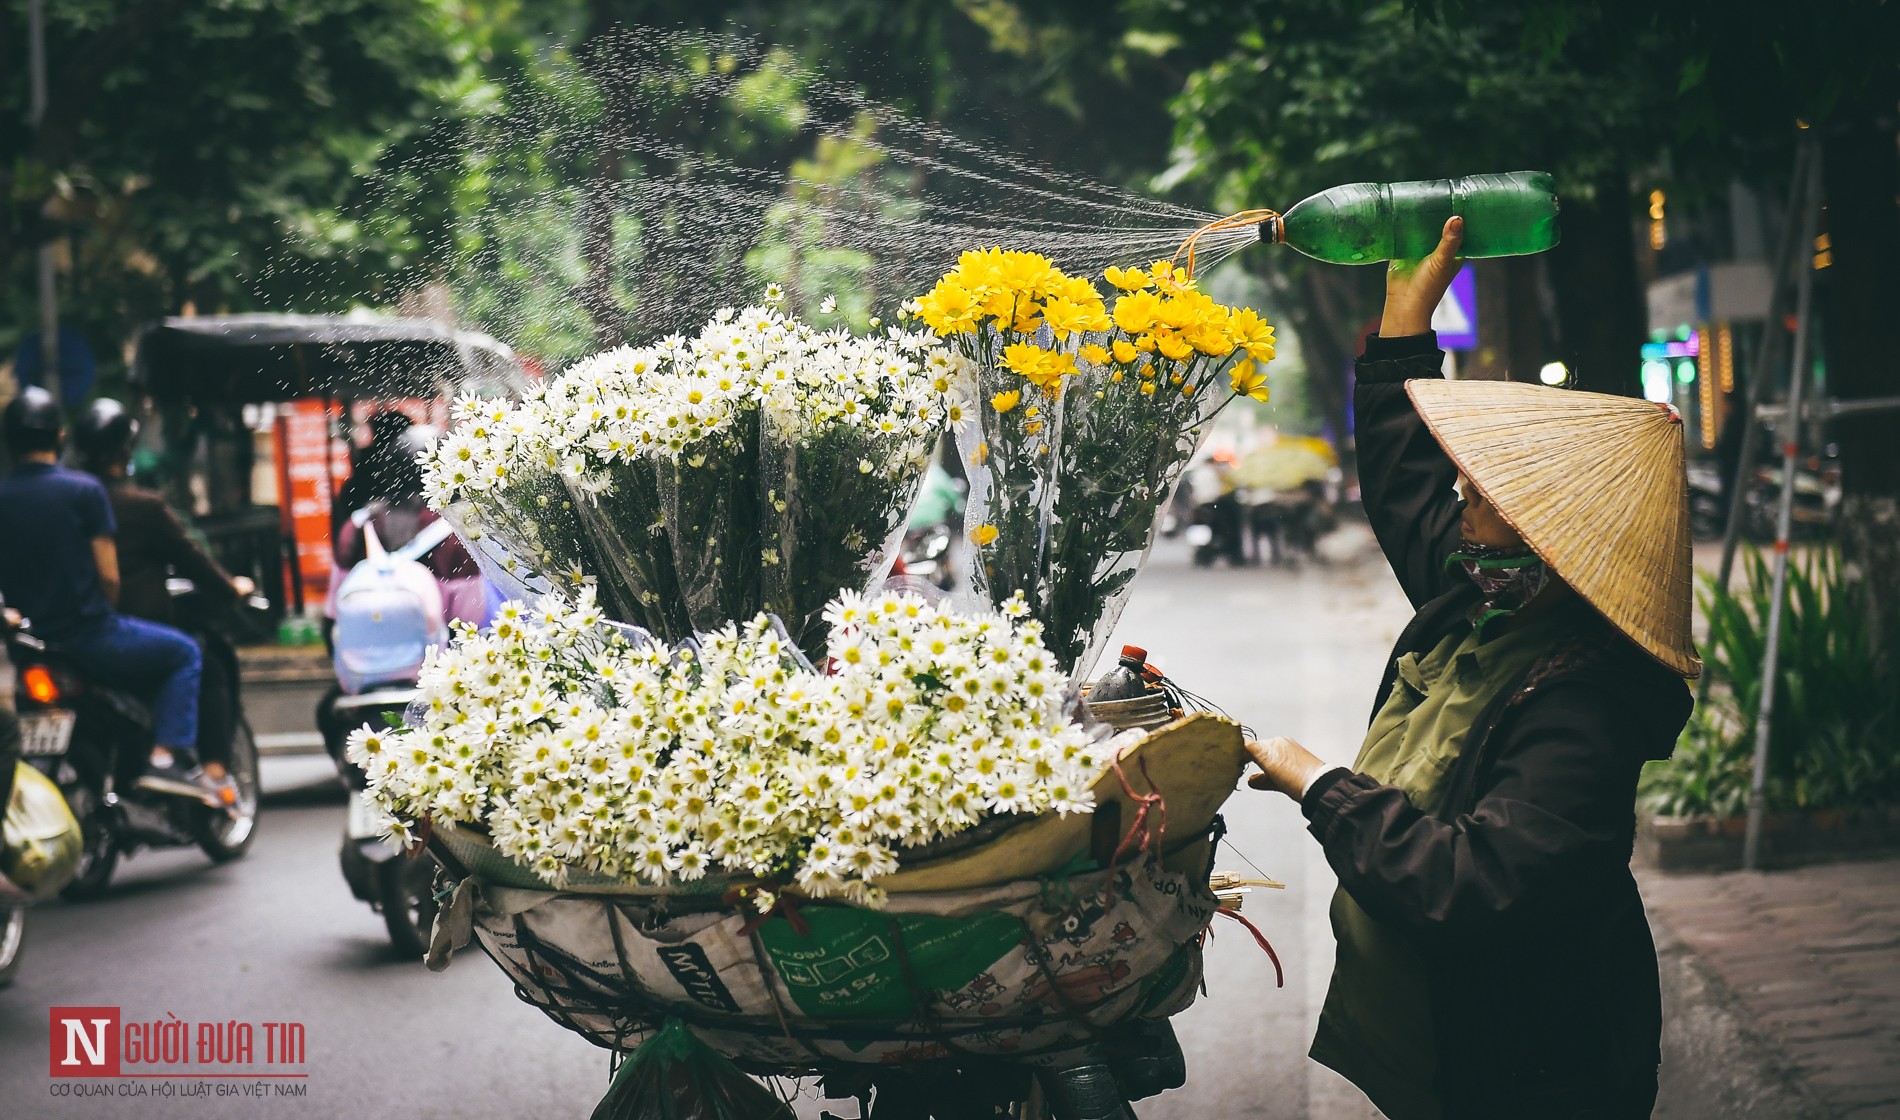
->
xmin=246 ymin=595 xmax=272 ymax=613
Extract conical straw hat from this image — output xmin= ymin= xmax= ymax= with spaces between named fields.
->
xmin=1405 ymin=379 xmax=1702 ymax=678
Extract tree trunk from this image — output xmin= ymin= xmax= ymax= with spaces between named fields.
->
xmin=578 ymin=1 xmax=631 ymax=350
xmin=1294 ymin=264 xmax=1367 ymax=457
xmin=1462 ymin=257 xmax=1544 ymax=382
xmin=1821 ymin=96 xmax=1900 ymax=665
xmin=1547 ymin=173 xmax=1647 ymax=397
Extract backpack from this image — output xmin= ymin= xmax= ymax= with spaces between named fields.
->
xmin=331 ymin=515 xmax=455 ymax=695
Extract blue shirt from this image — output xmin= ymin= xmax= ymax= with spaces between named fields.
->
xmin=0 ymin=462 xmax=118 ymax=641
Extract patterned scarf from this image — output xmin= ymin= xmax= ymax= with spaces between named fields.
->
xmin=1446 ymin=540 xmax=1550 ymax=636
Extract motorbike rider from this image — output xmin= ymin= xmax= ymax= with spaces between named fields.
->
xmin=1188 ymin=448 xmax=1247 ymax=565
xmin=332 ymin=410 xmax=416 ymax=538
xmin=0 ymin=388 xmax=218 ymax=806
xmin=72 ymin=398 xmax=254 ymax=794
xmin=330 ymin=425 xmax=484 ymax=621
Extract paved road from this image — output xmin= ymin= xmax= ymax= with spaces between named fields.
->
xmin=0 ymin=532 xmax=1411 ymax=1119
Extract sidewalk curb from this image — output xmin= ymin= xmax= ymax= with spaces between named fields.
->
xmin=1650 ymin=906 xmax=1836 ymax=1120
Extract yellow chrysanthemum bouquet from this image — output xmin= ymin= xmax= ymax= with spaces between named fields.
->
xmin=915 ymin=248 xmax=1274 ymax=676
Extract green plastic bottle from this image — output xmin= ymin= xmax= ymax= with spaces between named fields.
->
xmin=1271 ymin=171 xmax=1560 ymax=264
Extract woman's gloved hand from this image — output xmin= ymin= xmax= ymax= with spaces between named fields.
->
xmin=1379 ymin=215 xmax=1465 ymax=337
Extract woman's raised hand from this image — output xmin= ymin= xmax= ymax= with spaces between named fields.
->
xmin=1378 ymin=215 xmax=1464 ymax=337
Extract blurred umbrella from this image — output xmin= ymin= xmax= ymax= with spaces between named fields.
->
xmin=1235 ymin=439 xmax=1335 ymax=491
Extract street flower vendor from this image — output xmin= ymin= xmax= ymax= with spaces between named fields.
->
xmin=1247 ymin=216 xmax=1698 ymax=1120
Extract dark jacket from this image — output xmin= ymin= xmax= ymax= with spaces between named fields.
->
xmin=1303 ymin=333 xmax=1693 ymax=1119
xmin=105 ymin=483 xmax=238 ymax=627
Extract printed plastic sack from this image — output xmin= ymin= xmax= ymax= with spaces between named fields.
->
xmin=588 ymin=1019 xmax=793 ymax=1120
xmin=460 ymin=857 xmax=1213 ymax=1067
xmin=2 ymin=763 xmax=81 ymax=899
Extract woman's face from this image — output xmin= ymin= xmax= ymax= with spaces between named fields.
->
xmin=1459 ymin=474 xmax=1526 ymax=549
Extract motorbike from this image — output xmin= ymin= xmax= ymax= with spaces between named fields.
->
xmin=0 ymin=895 xmax=20 ymax=989
xmin=1 ymin=603 xmax=30 ymax=986
xmin=6 ymin=581 xmax=264 ymax=899
xmin=1685 ymin=459 xmax=1840 ymax=542
xmin=898 ymin=519 xmax=958 ymax=591
xmin=317 ymin=513 xmax=462 ymax=958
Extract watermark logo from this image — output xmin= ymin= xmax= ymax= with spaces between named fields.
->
xmin=50 ymin=1007 xmax=121 ymax=1077
xmin=47 ymin=1007 xmax=309 ymax=1100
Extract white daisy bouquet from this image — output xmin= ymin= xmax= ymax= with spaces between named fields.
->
xmin=915 ymin=251 xmax=1275 ymax=678
xmin=758 ymin=318 xmax=967 ymax=654
xmin=422 ymin=293 xmax=969 ymax=657
xmin=424 ymin=391 xmax=604 ymax=607
xmin=347 ymin=587 xmax=1108 ymax=907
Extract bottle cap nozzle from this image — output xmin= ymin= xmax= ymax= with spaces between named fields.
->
xmin=1120 ymin=644 xmax=1148 ymax=663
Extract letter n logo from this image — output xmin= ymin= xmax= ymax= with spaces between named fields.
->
xmin=49 ymin=1006 xmax=120 ymax=1077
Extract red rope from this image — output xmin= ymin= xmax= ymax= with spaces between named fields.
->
xmin=1214 ymin=907 xmax=1284 ymax=988
xmin=1107 ymin=749 xmax=1168 ymax=865
xmin=1098 ymin=747 xmax=1170 ymax=912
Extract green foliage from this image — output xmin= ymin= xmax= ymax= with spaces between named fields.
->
xmin=1144 ymin=0 xmax=1671 ymax=221
xmin=1640 ymin=546 xmax=1900 ymax=817
xmin=1 ymin=0 xmax=497 ymax=374
xmin=1425 ymin=0 xmax=1900 ymax=147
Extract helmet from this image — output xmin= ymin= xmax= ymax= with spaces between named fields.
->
xmin=382 ymin=425 xmax=439 ymax=502
xmin=2 ymin=386 xmax=64 ymax=456
xmin=367 ymin=410 xmax=414 ymax=446
xmin=397 ymin=424 xmax=439 ymax=458
xmin=73 ymin=398 xmax=140 ymax=474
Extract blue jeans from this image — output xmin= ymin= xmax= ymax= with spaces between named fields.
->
xmin=63 ymin=615 xmax=202 ymax=752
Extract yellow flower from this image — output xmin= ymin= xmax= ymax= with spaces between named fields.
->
xmin=917 ymin=282 xmax=980 ymax=335
xmin=995 ymin=250 xmax=1059 ymax=297
xmin=971 ymin=524 xmax=999 ymax=547
xmin=1110 ymin=369 xmax=1124 ymax=382
xmin=1024 ymin=420 xmax=1045 ymax=435
xmin=1155 ymin=333 xmax=1194 ymax=362
xmin=1148 ymin=259 xmax=1194 ymax=293
xmin=1111 ymin=339 xmax=1138 ymax=363
xmin=991 ymin=390 xmax=1022 ymax=414
xmin=1043 ymin=296 xmax=1111 ymax=340
xmin=1230 ymin=360 xmax=1270 ymax=402
xmin=1139 ymin=363 xmax=1157 ymax=380
xmin=1112 ymin=289 xmax=1163 ymax=335
xmin=1080 ymin=343 xmax=1110 ymax=365
xmin=1010 ymin=301 xmax=1045 ymax=335
xmin=1227 ymin=306 xmax=1277 ymax=362
xmin=1139 ymin=381 xmax=1157 ymax=395
xmin=1001 ymin=342 xmax=1076 ymax=395
xmin=1104 ymin=265 xmax=1151 ymax=292
xmin=1058 ymin=275 xmax=1103 ymax=303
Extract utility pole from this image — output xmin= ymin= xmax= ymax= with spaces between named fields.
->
xmin=1741 ymin=149 xmax=1824 ymax=873
xmin=28 ymin=0 xmax=61 ymax=405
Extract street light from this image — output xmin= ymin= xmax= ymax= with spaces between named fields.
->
xmin=1537 ymin=361 xmax=1568 ymax=386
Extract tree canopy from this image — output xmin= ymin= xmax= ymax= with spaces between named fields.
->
xmin=2 ymin=0 xmax=500 ymax=371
